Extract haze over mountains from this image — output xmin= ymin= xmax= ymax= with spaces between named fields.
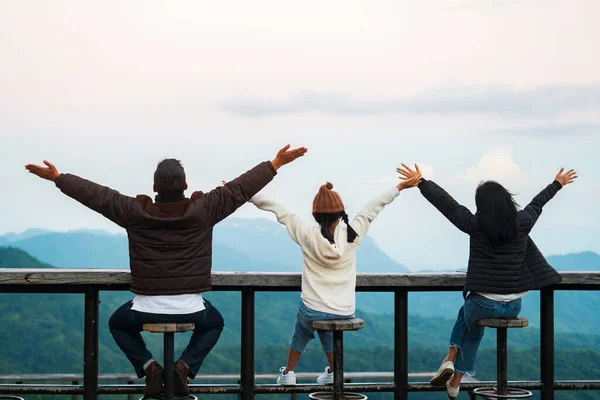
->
xmin=1 ymin=220 xmax=599 ymax=333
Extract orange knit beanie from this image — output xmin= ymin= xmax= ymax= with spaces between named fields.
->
xmin=312 ymin=182 xmax=345 ymax=214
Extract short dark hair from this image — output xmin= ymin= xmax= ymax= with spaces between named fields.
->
xmin=154 ymin=158 xmax=186 ymax=198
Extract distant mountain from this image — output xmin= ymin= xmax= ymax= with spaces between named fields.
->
xmin=1 ymin=227 xmax=598 ymax=330
xmin=0 ymin=229 xmax=51 ymax=243
xmin=214 ymin=218 xmax=410 ymax=273
xmin=4 ymin=231 xmax=130 ymax=269
xmin=547 ymin=251 xmax=600 ymax=271
xmin=0 ymin=219 xmax=410 ymax=273
xmin=0 ymin=247 xmax=54 ymax=269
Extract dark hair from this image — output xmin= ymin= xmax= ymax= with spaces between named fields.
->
xmin=313 ymin=211 xmax=358 ymax=244
xmin=475 ymin=181 xmax=519 ymax=244
xmin=154 ymin=158 xmax=186 ymax=202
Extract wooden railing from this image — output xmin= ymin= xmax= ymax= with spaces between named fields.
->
xmin=1 ymin=269 xmax=600 ymax=399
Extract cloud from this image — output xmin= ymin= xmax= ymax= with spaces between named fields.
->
xmin=220 ymin=83 xmax=600 ymax=122
xmin=361 ymin=163 xmax=434 ymax=186
xmin=488 ymin=124 xmax=600 ymax=137
xmin=453 ymin=147 xmax=524 ymax=186
xmin=443 ymin=0 xmax=531 ymax=11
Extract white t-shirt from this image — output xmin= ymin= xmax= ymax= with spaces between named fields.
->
xmin=477 ymin=292 xmax=528 ymax=302
xmin=131 ymin=294 xmax=206 ymax=314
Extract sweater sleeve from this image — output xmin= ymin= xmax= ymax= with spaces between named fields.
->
xmin=54 ymin=173 xmax=136 ymax=228
xmin=418 ymin=179 xmax=475 ymax=234
xmin=202 ymin=161 xmax=277 ymax=224
xmin=521 ymin=180 xmax=562 ymax=231
xmin=249 ymin=194 xmax=312 ymax=246
xmin=349 ymin=187 xmax=400 ymax=245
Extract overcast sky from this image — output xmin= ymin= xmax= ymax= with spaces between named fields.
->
xmin=1 ymin=0 xmax=598 ymax=270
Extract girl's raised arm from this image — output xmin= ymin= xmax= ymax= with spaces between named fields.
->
xmin=249 ymin=194 xmax=312 ymax=246
xmin=351 ymin=170 xmax=422 ymax=244
xmin=398 ymin=164 xmax=474 ymax=234
xmin=522 ymin=168 xmax=577 ymax=231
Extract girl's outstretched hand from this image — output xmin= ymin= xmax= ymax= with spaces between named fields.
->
xmin=396 ymin=163 xmax=423 ymax=190
xmin=554 ymin=168 xmax=578 ymax=187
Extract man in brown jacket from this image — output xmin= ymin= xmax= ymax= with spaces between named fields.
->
xmin=25 ymin=144 xmax=307 ymax=398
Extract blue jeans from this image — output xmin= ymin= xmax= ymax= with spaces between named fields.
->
xmin=450 ymin=293 xmax=522 ymax=375
xmin=290 ymin=301 xmax=354 ymax=353
xmin=109 ymin=299 xmax=224 ymax=378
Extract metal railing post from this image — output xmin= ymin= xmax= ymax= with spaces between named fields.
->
xmin=241 ymin=289 xmax=255 ymax=400
xmin=71 ymin=380 xmax=78 ymax=400
xmin=394 ymin=289 xmax=408 ymax=400
xmin=540 ymin=287 xmax=555 ymax=400
xmin=83 ymin=287 xmax=99 ymax=400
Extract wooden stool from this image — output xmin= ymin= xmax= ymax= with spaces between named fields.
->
xmin=308 ymin=318 xmax=367 ymax=400
xmin=471 ymin=318 xmax=533 ymax=399
xmin=142 ymin=323 xmax=196 ymax=400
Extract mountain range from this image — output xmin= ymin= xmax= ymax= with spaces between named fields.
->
xmin=1 ymin=222 xmax=599 ymax=331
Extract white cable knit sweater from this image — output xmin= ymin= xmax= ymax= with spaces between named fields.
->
xmin=250 ymin=187 xmax=400 ymax=315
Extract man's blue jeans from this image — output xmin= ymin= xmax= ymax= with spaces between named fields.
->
xmin=450 ymin=293 xmax=522 ymax=375
xmin=109 ymin=298 xmax=224 ymax=378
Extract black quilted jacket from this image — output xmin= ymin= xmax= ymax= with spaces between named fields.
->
xmin=418 ymin=179 xmax=563 ymax=294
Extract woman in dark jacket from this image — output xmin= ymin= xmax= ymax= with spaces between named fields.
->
xmin=397 ymin=164 xmax=577 ymax=399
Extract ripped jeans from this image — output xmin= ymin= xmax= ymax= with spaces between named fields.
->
xmin=449 ymin=293 xmax=522 ymax=375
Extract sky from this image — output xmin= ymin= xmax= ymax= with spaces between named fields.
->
xmin=0 ymin=0 xmax=598 ymax=271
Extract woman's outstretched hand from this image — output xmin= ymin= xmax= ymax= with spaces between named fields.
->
xmin=25 ymin=160 xmax=60 ymax=182
xmin=396 ymin=163 xmax=423 ymax=190
xmin=554 ymin=168 xmax=578 ymax=187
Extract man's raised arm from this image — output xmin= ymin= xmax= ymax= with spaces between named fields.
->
xmin=25 ymin=160 xmax=136 ymax=228
xmin=203 ymin=144 xmax=307 ymax=224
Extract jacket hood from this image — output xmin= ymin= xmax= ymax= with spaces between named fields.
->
xmin=311 ymin=225 xmax=350 ymax=265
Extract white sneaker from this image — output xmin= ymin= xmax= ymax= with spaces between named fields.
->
xmin=430 ymin=361 xmax=455 ymax=387
xmin=445 ymin=379 xmax=460 ymax=399
xmin=277 ymin=366 xmax=296 ymax=385
xmin=316 ymin=366 xmax=334 ymax=385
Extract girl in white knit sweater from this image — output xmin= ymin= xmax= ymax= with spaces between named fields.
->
xmin=249 ymin=175 xmax=421 ymax=385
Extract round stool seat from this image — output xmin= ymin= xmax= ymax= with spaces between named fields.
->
xmin=477 ymin=318 xmax=529 ymax=328
xmin=309 ymin=391 xmax=368 ymax=400
xmin=0 ymin=396 xmax=26 ymax=400
xmin=142 ymin=323 xmax=195 ymax=333
xmin=472 ymin=387 xmax=533 ymax=398
xmin=312 ymin=318 xmax=364 ymax=331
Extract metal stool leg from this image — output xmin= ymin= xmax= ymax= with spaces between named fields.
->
xmin=164 ymin=332 xmax=175 ymax=400
xmin=472 ymin=326 xmax=532 ymax=399
xmin=497 ymin=327 xmax=508 ymax=396
xmin=333 ymin=330 xmax=344 ymax=400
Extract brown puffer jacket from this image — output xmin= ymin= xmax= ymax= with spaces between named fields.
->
xmin=55 ymin=161 xmax=277 ymax=295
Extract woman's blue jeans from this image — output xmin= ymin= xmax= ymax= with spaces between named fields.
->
xmin=450 ymin=293 xmax=522 ymax=375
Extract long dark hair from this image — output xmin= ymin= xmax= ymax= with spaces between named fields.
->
xmin=313 ymin=211 xmax=358 ymax=244
xmin=475 ymin=181 xmax=519 ymax=244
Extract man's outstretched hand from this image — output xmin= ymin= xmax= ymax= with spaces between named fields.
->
xmin=25 ymin=160 xmax=60 ymax=182
xmin=271 ymin=144 xmax=308 ymax=170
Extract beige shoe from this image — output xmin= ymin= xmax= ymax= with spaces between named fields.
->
xmin=430 ymin=360 xmax=455 ymax=387
xmin=445 ymin=379 xmax=460 ymax=399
